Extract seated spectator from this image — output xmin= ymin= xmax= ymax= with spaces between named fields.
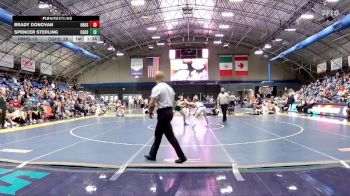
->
xmin=53 ymin=99 xmax=64 ymax=120
xmin=74 ymin=100 xmax=86 ymax=116
xmin=12 ymin=106 xmax=27 ymax=125
xmin=296 ymin=99 xmax=306 ymax=113
xmin=42 ymin=102 xmax=55 ymax=120
xmin=211 ymin=106 xmax=219 ymax=116
xmin=29 ymin=104 xmax=41 ymax=124
xmin=95 ymin=104 xmax=106 ymax=116
xmin=5 ymin=102 xmax=16 ymax=127
xmin=251 ymin=94 xmax=264 ymax=115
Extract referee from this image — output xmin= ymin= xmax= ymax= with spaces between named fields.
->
xmin=144 ymin=71 xmax=187 ymax=164
xmin=217 ymin=87 xmax=230 ymax=122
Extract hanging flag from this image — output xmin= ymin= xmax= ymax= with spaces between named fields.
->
xmin=317 ymin=62 xmax=327 ymax=74
xmin=219 ymin=55 xmax=233 ymax=77
xmin=234 ymin=55 xmax=248 ymax=76
xmin=130 ymin=58 xmax=143 ymax=78
xmin=146 ymin=57 xmax=160 ymax=78
xmin=331 ymin=57 xmax=342 ymax=70
xmin=0 ymin=52 xmax=14 ymax=68
xmin=40 ymin=63 xmax=53 ymax=75
xmin=21 ymin=57 xmax=35 ymax=72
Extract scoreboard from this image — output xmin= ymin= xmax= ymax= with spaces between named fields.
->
xmin=12 ymin=16 xmax=100 ymax=43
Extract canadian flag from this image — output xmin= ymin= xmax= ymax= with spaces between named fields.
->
xmin=234 ymin=55 xmax=248 ymax=76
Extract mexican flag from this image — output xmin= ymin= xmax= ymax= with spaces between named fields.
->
xmin=219 ymin=55 xmax=233 ymax=77
xmin=235 ymin=55 xmax=249 ymax=76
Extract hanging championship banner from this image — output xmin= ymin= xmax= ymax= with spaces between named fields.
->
xmin=317 ymin=62 xmax=327 ymax=73
xmin=21 ymin=57 xmax=35 ymax=72
xmin=331 ymin=57 xmax=342 ymax=70
xmin=0 ymin=53 xmax=14 ymax=68
xmin=130 ymin=58 xmax=143 ymax=78
xmin=40 ymin=63 xmax=53 ymax=75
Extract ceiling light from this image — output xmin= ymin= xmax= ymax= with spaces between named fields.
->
xmin=131 ymin=0 xmax=145 ymax=6
xmin=275 ymin=38 xmax=282 ymax=42
xmin=157 ymin=42 xmax=165 ymax=46
xmin=141 ymin=16 xmax=152 ymax=19
xmin=149 ymin=185 xmax=157 ymax=193
xmin=213 ymin=40 xmax=222 ymax=44
xmin=216 ymin=175 xmax=227 ymax=181
xmin=152 ymin=36 xmax=161 ymax=39
xmin=264 ymin=44 xmax=272 ymax=49
xmin=38 ymin=1 xmax=50 ymax=8
xmin=285 ymin=28 xmax=296 ymax=32
xmin=326 ymin=0 xmax=339 ymax=2
xmin=222 ymin=12 xmax=234 ymax=17
xmin=107 ymin=46 xmax=114 ymax=51
xmin=230 ymin=0 xmax=243 ymax=2
xmin=220 ymin=186 xmax=233 ymax=194
xmin=147 ymin=27 xmax=157 ymax=31
xmin=116 ymin=51 xmax=124 ymax=56
xmin=215 ymin=34 xmax=224 ymax=37
xmin=96 ymin=41 xmax=104 ymax=44
xmin=148 ymin=45 xmax=154 ymax=49
xmin=301 ymin=12 xmax=314 ymax=19
xmin=254 ymin=49 xmax=263 ymax=55
xmin=223 ymin=43 xmax=229 ymax=47
xmin=219 ymin=24 xmax=230 ymax=29
xmin=288 ymin=185 xmax=298 ymax=191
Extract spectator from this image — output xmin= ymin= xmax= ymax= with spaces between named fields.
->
xmin=13 ymin=106 xmax=26 ymax=125
xmin=0 ymin=89 xmax=6 ymax=128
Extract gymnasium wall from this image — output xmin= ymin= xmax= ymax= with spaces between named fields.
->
xmin=78 ymin=45 xmax=296 ymax=84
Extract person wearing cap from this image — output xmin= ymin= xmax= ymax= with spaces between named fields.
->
xmin=217 ymin=87 xmax=230 ymax=122
xmin=145 ymin=71 xmax=187 ymax=164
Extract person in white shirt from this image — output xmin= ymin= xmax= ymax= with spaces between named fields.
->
xmin=145 ymin=71 xmax=187 ymax=164
xmin=229 ymin=93 xmax=236 ymax=107
xmin=217 ymin=88 xmax=230 ymax=121
xmin=144 ymin=98 xmax=149 ymax=108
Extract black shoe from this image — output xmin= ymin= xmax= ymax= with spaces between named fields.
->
xmin=144 ymin=155 xmax=156 ymax=161
xmin=175 ymin=157 xmax=187 ymax=164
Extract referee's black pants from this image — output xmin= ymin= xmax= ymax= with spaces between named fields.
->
xmin=149 ymin=107 xmax=186 ymax=159
xmin=220 ymin=104 xmax=228 ymax=121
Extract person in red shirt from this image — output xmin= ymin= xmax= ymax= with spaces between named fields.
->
xmin=12 ymin=99 xmax=20 ymax=108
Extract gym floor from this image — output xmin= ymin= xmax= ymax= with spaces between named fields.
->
xmin=0 ymin=111 xmax=350 ymax=195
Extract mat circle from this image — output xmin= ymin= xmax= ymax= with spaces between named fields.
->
xmin=70 ymin=120 xmax=304 ymax=147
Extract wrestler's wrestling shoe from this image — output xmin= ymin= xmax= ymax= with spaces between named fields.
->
xmin=175 ymin=157 xmax=187 ymax=164
xmin=144 ymin=155 xmax=156 ymax=161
